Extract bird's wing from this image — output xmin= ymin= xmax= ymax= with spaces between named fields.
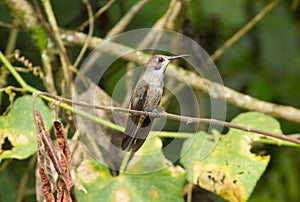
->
xmin=121 ymin=81 xmax=151 ymax=151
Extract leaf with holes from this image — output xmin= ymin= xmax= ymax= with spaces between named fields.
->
xmin=0 ymin=95 xmax=52 ymax=162
xmin=180 ymin=112 xmax=279 ymax=202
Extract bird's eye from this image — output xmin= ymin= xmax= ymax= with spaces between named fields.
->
xmin=157 ymin=57 xmax=164 ymax=63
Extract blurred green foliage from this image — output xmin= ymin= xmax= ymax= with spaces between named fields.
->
xmin=0 ymin=0 xmax=299 ymax=201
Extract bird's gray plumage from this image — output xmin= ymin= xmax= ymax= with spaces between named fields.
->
xmin=121 ymin=54 xmax=189 ymax=152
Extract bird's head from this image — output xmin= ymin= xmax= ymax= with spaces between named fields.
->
xmin=146 ymin=54 xmax=190 ymax=74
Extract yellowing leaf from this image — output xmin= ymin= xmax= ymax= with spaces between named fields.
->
xmin=181 ymin=112 xmax=280 ymax=201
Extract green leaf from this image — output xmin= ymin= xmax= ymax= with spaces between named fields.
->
xmin=76 ymin=159 xmax=186 ymax=202
xmin=180 ymin=112 xmax=279 ymax=202
xmin=76 ymin=136 xmax=186 ymax=201
xmin=125 ymin=135 xmax=170 ymax=174
xmin=0 ymin=95 xmax=52 ymax=162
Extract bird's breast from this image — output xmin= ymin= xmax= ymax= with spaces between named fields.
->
xmin=143 ymin=84 xmax=163 ymax=112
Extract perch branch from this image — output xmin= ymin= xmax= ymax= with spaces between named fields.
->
xmin=33 ymin=92 xmax=300 ymax=145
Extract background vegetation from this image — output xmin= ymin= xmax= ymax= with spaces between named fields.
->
xmin=0 ymin=0 xmax=299 ymax=201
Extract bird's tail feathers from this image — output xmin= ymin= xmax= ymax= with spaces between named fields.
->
xmin=121 ymin=115 xmax=153 ymax=152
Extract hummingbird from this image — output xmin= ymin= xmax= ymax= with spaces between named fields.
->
xmin=121 ymin=54 xmax=190 ymax=152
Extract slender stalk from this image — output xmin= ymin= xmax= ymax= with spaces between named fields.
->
xmin=73 ymin=0 xmax=94 ymax=68
xmin=105 ymin=0 xmax=149 ymax=38
xmin=42 ymin=0 xmax=72 ymax=97
xmin=210 ymin=0 xmax=280 ymax=61
xmin=5 ymin=27 xmax=18 ymax=55
xmin=78 ymin=0 xmax=116 ymax=31
xmin=119 ymin=152 xmax=132 ymax=173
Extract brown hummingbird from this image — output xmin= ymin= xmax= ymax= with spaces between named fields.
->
xmin=121 ymin=54 xmax=190 ymax=152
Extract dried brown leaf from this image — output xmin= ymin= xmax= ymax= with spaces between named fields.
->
xmin=54 ymin=121 xmax=73 ymax=190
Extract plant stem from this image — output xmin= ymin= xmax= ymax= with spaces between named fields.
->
xmin=119 ymin=152 xmax=132 ymax=173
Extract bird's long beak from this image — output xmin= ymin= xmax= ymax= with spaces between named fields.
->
xmin=167 ymin=54 xmax=190 ymax=60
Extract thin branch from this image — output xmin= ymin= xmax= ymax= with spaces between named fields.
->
xmin=210 ymin=0 xmax=280 ymax=61
xmin=73 ymin=0 xmax=94 ymax=68
xmin=32 ymin=0 xmax=59 ymax=95
xmin=0 ymin=25 xmax=18 ymax=101
xmin=78 ymin=0 xmax=116 ymax=31
xmin=136 ymin=0 xmax=183 ymax=49
xmin=5 ymin=26 xmax=18 ymax=55
xmin=0 ymin=20 xmax=20 ymax=29
xmin=33 ymin=92 xmax=300 ymax=145
xmin=105 ymin=0 xmax=149 ymax=38
xmin=4 ymin=0 xmax=58 ymax=94
xmin=42 ymin=0 xmax=73 ymax=97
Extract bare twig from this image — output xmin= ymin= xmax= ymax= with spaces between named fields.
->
xmin=41 ymin=0 xmax=73 ymax=97
xmin=34 ymin=92 xmax=300 ymax=145
xmin=78 ymin=0 xmax=116 ymax=31
xmin=0 ymin=21 xmax=20 ymax=29
xmin=0 ymin=22 xmax=18 ymax=98
xmin=73 ymin=0 xmax=94 ymax=68
xmin=136 ymin=0 xmax=183 ymax=49
xmin=32 ymin=0 xmax=58 ymax=95
xmin=105 ymin=0 xmax=149 ymax=38
xmin=5 ymin=26 xmax=18 ymax=55
xmin=210 ymin=0 xmax=280 ymax=61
